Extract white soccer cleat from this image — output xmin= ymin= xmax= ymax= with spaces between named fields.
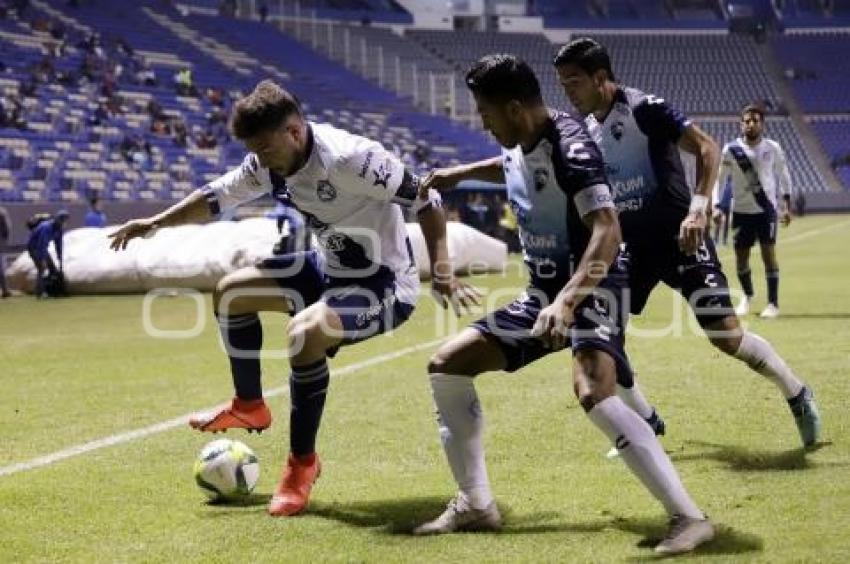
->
xmin=413 ymin=493 xmax=502 ymax=535
xmin=735 ymin=296 xmax=751 ymax=316
xmin=759 ymin=303 xmax=780 ymax=319
xmin=655 ymin=514 xmax=715 ymax=555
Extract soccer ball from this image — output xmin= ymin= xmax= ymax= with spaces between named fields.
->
xmin=193 ymin=439 xmax=259 ymax=501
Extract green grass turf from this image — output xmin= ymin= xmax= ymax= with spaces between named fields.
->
xmin=1 ymin=214 xmax=849 ymax=562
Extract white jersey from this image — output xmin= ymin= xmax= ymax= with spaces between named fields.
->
xmin=203 ymin=122 xmax=439 ymax=306
xmin=715 ymin=137 xmax=791 ymax=215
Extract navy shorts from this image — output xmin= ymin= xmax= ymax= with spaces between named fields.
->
xmin=470 ymin=257 xmax=633 ymax=383
xmin=259 ymin=250 xmax=414 ymax=351
xmin=733 ymin=212 xmax=777 ymax=248
xmin=625 ymin=237 xmax=734 ymax=328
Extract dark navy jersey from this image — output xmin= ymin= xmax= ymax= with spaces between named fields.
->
xmin=502 ymin=110 xmax=614 ymax=294
xmin=585 ymin=86 xmax=692 ymax=244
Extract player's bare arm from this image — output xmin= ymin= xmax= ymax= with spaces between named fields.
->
xmin=781 ymin=194 xmax=793 ymax=226
xmin=420 ymin=156 xmax=504 ymax=196
xmin=418 ymin=202 xmax=481 ymax=316
xmin=108 ymin=189 xmax=212 ymax=251
xmin=532 ymin=206 xmax=621 ymax=349
xmin=677 ymin=124 xmax=720 ymax=254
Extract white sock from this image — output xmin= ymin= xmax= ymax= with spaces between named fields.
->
xmin=617 ymin=377 xmax=654 ymax=420
xmin=588 ymin=396 xmax=703 ymax=519
xmin=429 ymin=373 xmax=493 ymax=510
xmin=734 ymin=332 xmax=804 ymax=399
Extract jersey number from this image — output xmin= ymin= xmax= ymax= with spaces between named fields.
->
xmin=566 ymin=142 xmax=593 ymax=162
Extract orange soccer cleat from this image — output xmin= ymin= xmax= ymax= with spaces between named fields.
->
xmin=268 ymin=453 xmax=322 ymax=517
xmin=188 ymin=397 xmax=272 ymax=433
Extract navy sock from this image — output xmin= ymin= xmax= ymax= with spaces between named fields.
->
xmin=737 ymin=268 xmax=754 ymax=297
xmin=766 ymin=270 xmax=779 ymax=306
xmin=290 ymin=358 xmax=329 ymax=456
xmin=217 ymin=313 xmax=263 ymax=401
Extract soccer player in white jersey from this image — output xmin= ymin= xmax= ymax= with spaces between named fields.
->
xmin=108 ymin=80 xmax=478 ymax=518
xmin=553 ymin=38 xmax=820 ymax=450
xmin=714 ymin=105 xmax=792 ymax=319
xmin=413 ymin=54 xmax=714 ymax=555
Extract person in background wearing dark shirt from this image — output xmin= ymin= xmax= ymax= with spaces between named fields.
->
xmin=27 ymin=209 xmax=68 ymax=297
xmin=84 ymin=197 xmax=107 ymax=227
xmin=0 ymin=205 xmax=11 ymax=298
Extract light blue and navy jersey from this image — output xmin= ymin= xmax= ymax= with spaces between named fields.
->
xmin=585 ymin=86 xmax=692 ymax=243
xmin=502 ymin=110 xmax=614 ymax=295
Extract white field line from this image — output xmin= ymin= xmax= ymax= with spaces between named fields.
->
xmin=4 ymin=217 xmax=844 ymax=478
xmin=782 ymin=217 xmax=850 ymax=245
xmin=0 ymin=339 xmax=443 ymax=478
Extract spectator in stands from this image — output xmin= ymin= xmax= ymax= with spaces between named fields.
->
xmin=205 ymin=87 xmax=224 ymax=107
xmin=196 ymin=129 xmax=218 ymax=149
xmin=115 ymin=38 xmax=134 ymax=58
xmin=462 ymin=192 xmax=489 ymax=231
xmin=207 ymin=105 xmax=229 ymax=141
xmin=173 ymin=119 xmax=189 ymax=148
xmin=0 ymin=205 xmax=10 ymax=298
xmin=412 ymin=141 xmax=430 ymax=166
xmin=85 ymin=197 xmax=107 ymax=228
xmin=31 ymin=55 xmax=56 ymax=84
xmin=146 ymin=99 xmax=166 ymax=121
xmin=174 ymin=67 xmax=197 ymax=97
xmin=27 ymin=209 xmax=68 ymax=298
xmin=151 ymin=116 xmax=171 ymax=137
xmin=120 ymin=134 xmax=152 ymax=169
xmin=0 ymin=93 xmax=26 ymax=130
xmin=87 ymin=101 xmax=111 ymax=126
xmin=134 ymin=59 xmax=158 ymax=86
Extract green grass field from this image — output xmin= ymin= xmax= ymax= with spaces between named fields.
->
xmin=2 ymin=214 xmax=849 ymax=562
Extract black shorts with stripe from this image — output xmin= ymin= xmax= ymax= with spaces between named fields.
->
xmin=470 ymin=257 xmax=632 ymax=383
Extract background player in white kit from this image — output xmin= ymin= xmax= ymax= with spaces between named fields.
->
xmin=108 ymin=80 xmax=478 ymax=518
xmin=714 ymin=105 xmax=793 ymax=319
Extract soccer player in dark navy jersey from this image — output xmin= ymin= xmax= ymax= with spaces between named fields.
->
xmin=413 ymin=54 xmax=713 ymax=555
xmin=553 ymin=38 xmax=820 ymax=452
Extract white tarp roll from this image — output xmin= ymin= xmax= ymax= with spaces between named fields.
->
xmin=7 ymin=218 xmax=507 ymax=294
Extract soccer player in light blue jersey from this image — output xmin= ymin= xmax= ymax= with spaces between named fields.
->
xmin=414 ymin=54 xmax=713 ymax=555
xmin=553 ymin=38 xmax=820 ymax=451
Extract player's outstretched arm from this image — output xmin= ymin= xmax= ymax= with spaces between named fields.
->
xmin=419 ymin=156 xmax=504 ymax=196
xmin=108 ymin=189 xmax=212 ymax=251
xmin=677 ymin=124 xmax=720 ymax=254
xmin=532 ymin=207 xmax=621 ymax=350
xmin=418 ymin=203 xmax=481 ymax=316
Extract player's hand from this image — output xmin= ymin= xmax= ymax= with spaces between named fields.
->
xmin=530 ymin=295 xmax=575 ymax=350
xmin=431 ymin=276 xmax=481 ymax=317
xmin=711 ymin=208 xmax=723 ymax=228
xmin=780 ymin=210 xmax=792 ymax=227
xmin=108 ymin=218 xmax=157 ymax=251
xmin=678 ymin=210 xmax=707 ymax=255
xmin=420 ymin=167 xmax=463 ymax=198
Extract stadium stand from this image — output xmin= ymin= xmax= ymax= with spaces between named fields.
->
xmin=0 ymin=0 xmax=846 ymax=210
xmin=0 ymin=0 xmax=494 ymax=205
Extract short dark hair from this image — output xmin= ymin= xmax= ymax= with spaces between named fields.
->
xmin=741 ymin=104 xmax=765 ymax=121
xmin=465 ymin=54 xmax=543 ymax=105
xmin=231 ymin=80 xmax=302 ymax=139
xmin=553 ymin=37 xmax=616 ymax=82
